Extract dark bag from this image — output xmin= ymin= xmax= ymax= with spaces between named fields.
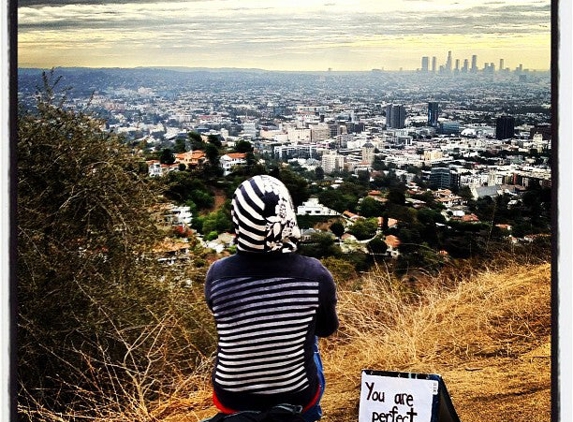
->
xmin=203 ymin=404 xmax=306 ymax=422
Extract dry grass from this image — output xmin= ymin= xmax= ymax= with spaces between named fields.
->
xmin=154 ymin=260 xmax=551 ymax=422
xmin=320 ymin=261 xmax=552 ymax=422
xmin=20 ymin=260 xmax=551 ymax=422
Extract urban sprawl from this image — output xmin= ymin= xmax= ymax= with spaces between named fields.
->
xmin=18 ymin=59 xmax=551 ymax=259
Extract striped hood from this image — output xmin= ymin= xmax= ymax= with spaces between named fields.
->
xmin=231 ymin=175 xmax=301 ymax=253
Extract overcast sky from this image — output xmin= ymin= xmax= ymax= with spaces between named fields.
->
xmin=17 ymin=0 xmax=552 ymax=71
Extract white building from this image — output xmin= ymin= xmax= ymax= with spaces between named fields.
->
xmin=164 ymin=205 xmax=193 ymax=226
xmin=297 ymin=198 xmax=340 ymax=216
xmin=220 ymin=153 xmax=248 ymax=176
xmin=241 ymin=121 xmax=258 ymax=139
xmin=287 ymin=127 xmax=312 ymax=143
xmin=321 ymin=151 xmax=346 ymax=174
xmin=148 ymin=161 xmax=163 ymax=177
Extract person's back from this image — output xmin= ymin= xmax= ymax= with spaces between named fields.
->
xmin=205 ymin=175 xmax=338 ymax=422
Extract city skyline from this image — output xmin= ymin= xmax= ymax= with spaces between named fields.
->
xmin=419 ymin=52 xmax=530 ymax=73
xmin=17 ymin=0 xmax=551 ymax=71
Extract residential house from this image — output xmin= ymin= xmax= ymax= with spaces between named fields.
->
xmin=220 ymin=152 xmax=248 ymax=176
xmin=297 ymin=197 xmax=340 ymax=216
xmin=459 ymin=213 xmax=480 ymax=223
xmin=342 ymin=210 xmax=361 ymax=221
xmin=152 ymin=237 xmax=190 ymax=265
xmin=164 ymin=205 xmax=193 ymax=226
xmin=206 ymin=232 xmax=236 ymax=253
xmin=147 ymin=160 xmax=179 ymax=177
xmin=175 ymin=150 xmax=207 ymax=169
xmin=384 ymin=234 xmax=401 ymax=258
xmin=377 ymin=216 xmax=399 ymax=230
xmin=434 ymin=188 xmax=464 ymax=208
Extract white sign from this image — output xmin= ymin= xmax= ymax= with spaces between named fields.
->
xmin=358 ymin=371 xmax=439 ymax=422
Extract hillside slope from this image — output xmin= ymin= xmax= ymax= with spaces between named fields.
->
xmin=321 ymin=262 xmax=551 ymax=422
xmin=154 ymin=261 xmax=552 ymax=422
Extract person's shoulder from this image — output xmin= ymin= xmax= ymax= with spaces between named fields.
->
xmin=289 ymin=253 xmax=318 ymax=265
xmin=291 ymin=253 xmax=331 ymax=274
xmin=206 ymin=254 xmax=236 ymax=276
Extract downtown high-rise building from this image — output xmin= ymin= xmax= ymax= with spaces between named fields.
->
xmin=462 ymin=59 xmax=469 ymax=73
xmin=421 ymin=56 xmax=429 ymax=72
xmin=419 ymin=52 xmax=511 ymax=74
xmin=445 ymin=51 xmax=452 ymax=73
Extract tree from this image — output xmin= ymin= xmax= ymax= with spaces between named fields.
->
xmin=277 ymin=167 xmax=310 ymax=207
xmin=17 ymin=76 xmax=213 ymax=416
xmin=315 ymin=166 xmax=325 ymax=180
xmin=205 ymin=143 xmax=221 ymax=166
xmin=348 ymin=218 xmax=378 ymax=240
xmin=474 ymin=196 xmax=496 ymax=222
xmin=299 ymin=231 xmax=340 ymax=259
xmin=386 ymin=188 xmax=406 ymax=206
xmin=458 ymin=185 xmax=474 ymax=202
xmin=235 ymin=140 xmax=253 ymax=153
xmin=207 ymin=134 xmax=222 ymax=148
xmin=329 ymin=221 xmax=345 ymax=239
xmin=188 ymin=131 xmax=205 ymax=150
xmin=160 ymin=147 xmax=176 ymax=164
xmin=359 ymin=196 xmax=384 ymax=218
xmin=318 ymin=180 xmax=366 ymax=213
xmin=163 ymin=171 xmax=214 ymax=209
xmin=368 ymin=236 xmax=388 ymax=254
xmin=411 ymin=191 xmax=437 ymax=209
xmin=174 ymin=137 xmax=187 ymax=153
xmin=200 ymin=210 xmax=233 ymax=236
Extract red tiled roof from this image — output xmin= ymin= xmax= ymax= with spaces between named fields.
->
xmin=385 ymin=235 xmax=401 ymax=248
xmin=225 ymin=152 xmax=247 ymax=159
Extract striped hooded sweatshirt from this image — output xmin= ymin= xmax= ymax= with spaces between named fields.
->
xmin=205 ymin=175 xmax=339 ymax=412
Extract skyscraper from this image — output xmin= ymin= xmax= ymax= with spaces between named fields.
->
xmin=386 ymin=104 xmax=406 ymax=129
xmin=421 ymin=56 xmax=429 ymax=72
xmin=385 ymin=104 xmax=393 ymax=127
xmin=432 ymin=56 xmax=437 ymax=73
xmin=496 ymin=116 xmax=515 ymax=140
xmin=471 ymin=55 xmax=478 ymax=73
xmin=428 ymin=102 xmax=439 ymax=127
xmin=446 ymin=51 xmax=452 ymax=73
xmin=462 ymin=59 xmax=469 ymax=73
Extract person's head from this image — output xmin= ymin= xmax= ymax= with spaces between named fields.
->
xmin=231 ymin=175 xmax=301 ymax=253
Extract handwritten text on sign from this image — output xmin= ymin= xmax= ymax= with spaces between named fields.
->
xmin=358 ymin=372 xmax=439 ymax=422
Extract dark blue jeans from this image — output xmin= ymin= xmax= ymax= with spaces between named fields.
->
xmin=302 ymin=337 xmax=325 ymax=422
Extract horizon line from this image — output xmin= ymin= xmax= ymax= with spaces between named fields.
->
xmin=17 ymin=65 xmax=552 ymax=73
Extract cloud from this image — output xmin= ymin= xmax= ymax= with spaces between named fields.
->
xmin=17 ymin=0 xmax=551 ymax=70
xmin=18 ymin=0 xmax=195 ymax=6
xmin=18 ymin=1 xmax=550 ymax=34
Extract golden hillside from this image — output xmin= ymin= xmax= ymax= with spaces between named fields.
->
xmin=151 ymin=261 xmax=551 ymax=422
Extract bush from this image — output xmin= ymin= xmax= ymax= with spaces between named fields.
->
xmin=17 ymin=74 xmax=216 ymax=419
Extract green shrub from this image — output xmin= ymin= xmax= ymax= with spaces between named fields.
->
xmin=17 ymin=74 xmax=216 ymax=418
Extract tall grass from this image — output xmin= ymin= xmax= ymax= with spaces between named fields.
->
xmin=17 ymin=253 xmax=551 ymax=422
xmin=320 ymin=256 xmax=551 ymax=422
